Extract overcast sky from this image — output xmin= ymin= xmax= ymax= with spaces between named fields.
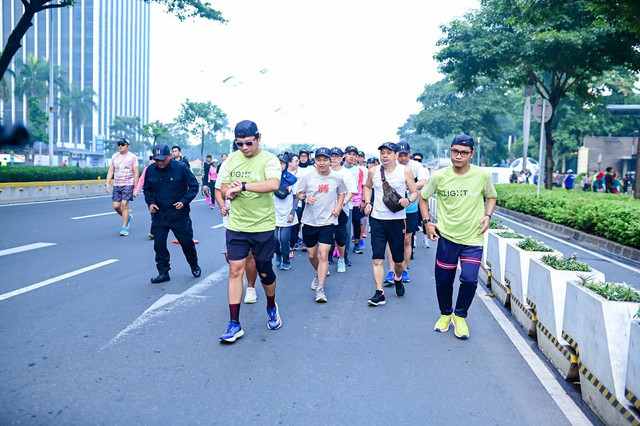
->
xmin=148 ymin=0 xmax=479 ymax=154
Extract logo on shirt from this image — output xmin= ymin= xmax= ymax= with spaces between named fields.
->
xmin=232 ymin=171 xmax=252 ymax=179
xmin=318 ymin=184 xmax=329 ymax=193
xmin=440 ymin=189 xmax=479 ymax=197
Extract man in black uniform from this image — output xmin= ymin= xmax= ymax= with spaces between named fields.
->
xmin=144 ymin=144 xmax=201 ymax=283
xmin=172 ymin=145 xmax=190 ymax=168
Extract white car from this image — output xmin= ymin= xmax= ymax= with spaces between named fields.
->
xmin=510 ymin=157 xmax=539 ymax=175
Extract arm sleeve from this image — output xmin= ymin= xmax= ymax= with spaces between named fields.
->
xmin=421 ymin=173 xmax=437 ymax=199
xmin=483 ymin=173 xmax=498 ymax=198
xmin=264 ymin=155 xmax=282 ymax=181
xmin=136 ymin=167 xmax=147 ymax=193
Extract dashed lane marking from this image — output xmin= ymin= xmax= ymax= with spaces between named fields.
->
xmin=71 ymin=212 xmax=117 ymax=220
xmin=0 ymin=242 xmax=56 ymax=257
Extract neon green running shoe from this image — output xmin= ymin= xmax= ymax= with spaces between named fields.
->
xmin=434 ymin=314 xmax=452 ymax=333
xmin=452 ymin=315 xmax=469 ymax=339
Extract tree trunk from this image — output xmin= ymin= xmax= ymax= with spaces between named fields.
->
xmin=544 ymin=119 xmax=555 ymax=190
xmin=0 ymin=5 xmax=39 ymax=81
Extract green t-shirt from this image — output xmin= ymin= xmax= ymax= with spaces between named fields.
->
xmin=221 ymin=150 xmax=281 ymax=232
xmin=420 ymin=165 xmax=497 ymax=246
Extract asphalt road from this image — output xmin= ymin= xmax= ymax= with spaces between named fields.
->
xmin=2 ymin=195 xmax=632 ymax=424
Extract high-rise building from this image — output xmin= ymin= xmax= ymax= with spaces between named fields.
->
xmin=0 ymin=0 xmax=150 ymax=166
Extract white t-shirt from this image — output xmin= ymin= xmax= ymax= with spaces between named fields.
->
xmin=110 ymin=152 xmax=138 ymax=186
xmin=274 ymin=192 xmax=299 ymax=227
xmin=371 ymin=164 xmax=409 ymax=220
xmin=332 ymin=166 xmax=358 ymax=214
xmin=297 ymin=169 xmax=348 ymax=226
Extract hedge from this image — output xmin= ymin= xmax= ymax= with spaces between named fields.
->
xmin=0 ymin=166 xmax=110 ymax=183
xmin=495 ymin=184 xmax=640 ymax=249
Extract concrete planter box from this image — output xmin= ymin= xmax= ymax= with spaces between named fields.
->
xmin=562 ymin=282 xmax=640 ymax=425
xmin=481 ymin=229 xmax=510 ymax=288
xmin=486 ymin=232 xmax=523 ymax=308
xmin=627 ymin=320 xmax=640 ymax=413
xmin=527 ymin=258 xmax=604 ymax=379
xmin=505 ymin=243 xmax=561 ymax=337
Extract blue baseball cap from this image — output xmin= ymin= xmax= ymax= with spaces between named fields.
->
xmin=357 ymin=151 xmax=365 ymax=157
xmin=397 ymin=142 xmax=411 ymax=153
xmin=378 ymin=142 xmax=398 ymax=152
xmin=344 ymin=145 xmax=358 ymax=154
xmin=451 ymin=134 xmax=475 ymax=149
xmin=152 ymin=144 xmax=171 ymax=160
xmin=315 ymin=147 xmax=331 ymax=158
xmin=234 ymin=120 xmax=259 ymax=138
xmin=277 ymin=153 xmax=289 ymax=163
xmin=330 ymin=147 xmax=344 ymax=156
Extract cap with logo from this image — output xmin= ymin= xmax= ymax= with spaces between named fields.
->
xmin=344 ymin=145 xmax=358 ymax=154
xmin=357 ymin=151 xmax=365 ymax=157
xmin=299 ymin=149 xmax=310 ymax=155
xmin=234 ymin=120 xmax=259 ymax=139
xmin=277 ymin=153 xmax=290 ymax=163
xmin=117 ymin=138 xmax=130 ymax=145
xmin=315 ymin=147 xmax=331 ymax=158
xmin=152 ymin=144 xmax=171 ymax=160
xmin=330 ymin=147 xmax=344 ymax=157
xmin=397 ymin=142 xmax=410 ymax=153
xmin=451 ymin=134 xmax=475 ymax=149
xmin=378 ymin=142 xmax=398 ymax=152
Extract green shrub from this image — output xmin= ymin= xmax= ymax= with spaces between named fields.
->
xmin=496 ymin=231 xmax=524 ymax=238
xmin=578 ymin=278 xmax=640 ymax=303
xmin=0 ymin=166 xmax=111 ymax=182
xmin=517 ymin=237 xmax=554 ymax=252
xmin=496 ymin=184 xmax=640 ymax=248
xmin=541 ymin=253 xmax=591 ymax=272
xmin=489 ymin=218 xmax=508 ymax=229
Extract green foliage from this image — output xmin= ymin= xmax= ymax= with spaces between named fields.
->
xmin=489 ymin=218 xmax=508 ymax=229
xmin=0 ymin=165 xmax=109 ymax=182
xmin=283 ymin=144 xmax=316 ymax=156
xmin=578 ymin=277 xmax=640 ymax=303
xmin=26 ymin=96 xmax=47 ymax=143
xmin=517 ymin=237 xmax=554 ymax=252
xmin=541 ymin=253 xmax=591 ymax=272
xmin=108 ymin=116 xmax=144 ymax=154
xmin=176 ymin=99 xmax=226 ymax=138
xmin=58 ymin=82 xmax=97 ymax=144
xmin=496 ymin=184 xmax=640 ymax=248
xmin=147 ymin=0 xmax=226 ymax=22
xmin=496 ymin=231 xmax=524 ymax=239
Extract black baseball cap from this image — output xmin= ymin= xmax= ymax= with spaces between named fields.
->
xmin=378 ymin=142 xmax=398 ymax=152
xmin=277 ymin=153 xmax=289 ymax=163
xmin=397 ymin=142 xmax=410 ymax=153
xmin=344 ymin=145 xmax=358 ymax=154
xmin=234 ymin=120 xmax=259 ymax=138
xmin=299 ymin=149 xmax=310 ymax=155
xmin=152 ymin=144 xmax=171 ymax=160
xmin=451 ymin=134 xmax=475 ymax=149
xmin=330 ymin=147 xmax=344 ymax=156
xmin=315 ymin=147 xmax=331 ymax=158
xmin=117 ymin=138 xmax=129 ymax=145
xmin=357 ymin=151 xmax=365 ymax=157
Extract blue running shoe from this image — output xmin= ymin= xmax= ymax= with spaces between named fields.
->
xmin=401 ymin=270 xmax=410 ymax=283
xmin=219 ymin=321 xmax=244 ymax=343
xmin=267 ymin=303 xmax=282 ymax=330
xmin=383 ymin=270 xmax=394 ymax=284
xmin=344 ymin=258 xmax=352 ymax=267
xmin=120 ymin=226 xmax=129 ymax=236
xmin=280 ymin=262 xmax=291 ymax=270
xmin=275 ymin=254 xmax=282 ymax=268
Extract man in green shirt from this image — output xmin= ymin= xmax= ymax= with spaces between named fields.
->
xmin=218 ymin=120 xmax=282 ymax=343
xmin=419 ymin=135 xmax=497 ymax=339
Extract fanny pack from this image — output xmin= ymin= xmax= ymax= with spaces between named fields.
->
xmin=274 ymin=186 xmax=290 ymax=200
xmin=380 ymin=167 xmax=404 ymax=213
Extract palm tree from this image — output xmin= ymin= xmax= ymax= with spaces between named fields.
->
xmin=59 ymin=82 xmax=97 ymax=148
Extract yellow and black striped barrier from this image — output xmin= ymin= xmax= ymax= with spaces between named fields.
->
xmin=537 ymin=322 xmax=577 ymax=364
xmin=491 ymin=276 xmax=511 ymax=295
xmin=511 ymin=294 xmax=536 ymax=322
xmin=626 ymin=389 xmax=639 ymax=410
xmin=563 ymin=331 xmax=640 ymax=426
xmin=526 ymin=298 xmax=537 ymax=312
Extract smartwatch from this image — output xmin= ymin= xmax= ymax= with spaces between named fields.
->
xmin=241 ymin=182 xmax=247 ymax=192
xmin=422 ymin=217 xmax=437 ymax=224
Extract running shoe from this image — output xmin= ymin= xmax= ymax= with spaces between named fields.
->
xmin=280 ymin=262 xmax=291 ymax=270
xmin=289 ymin=249 xmax=295 ymax=259
xmin=337 ymin=259 xmax=346 ymax=273
xmin=383 ymin=270 xmax=394 ymax=284
xmin=244 ymin=287 xmax=257 ymax=304
xmin=434 ymin=314 xmax=452 ymax=333
xmin=422 ymin=238 xmax=431 ymax=249
xmin=275 ymin=254 xmax=282 ymax=268
xmin=452 ymin=315 xmax=469 ymax=339
xmin=401 ymin=270 xmax=410 ymax=283
xmin=315 ymin=287 xmax=327 ymax=303
xmin=301 ymin=243 xmax=307 ymax=252
xmin=333 ymin=247 xmax=340 ymax=258
xmin=219 ymin=321 xmax=244 ymax=343
xmin=367 ymin=289 xmax=386 ymax=306
xmin=353 ymin=245 xmax=363 ymax=254
xmin=120 ymin=226 xmax=129 ymax=236
xmin=267 ymin=303 xmax=282 ymax=330
xmin=127 ymin=213 xmax=133 ymax=228
xmin=294 ymin=243 xmax=300 ymax=251
xmin=311 ymin=275 xmax=319 ymax=291
xmin=362 ymin=230 xmax=367 ymax=238
xmin=394 ymin=280 xmax=405 ymax=298
xmin=345 ymin=258 xmax=352 ymax=267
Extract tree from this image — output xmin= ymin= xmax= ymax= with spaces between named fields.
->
xmin=176 ymin=99 xmax=226 ymax=160
xmin=397 ymin=115 xmax=438 ymax=160
xmin=58 ymin=82 xmax=97 ymax=147
xmin=141 ymin=120 xmax=170 ymax=144
xmin=435 ymin=0 xmax=640 ymax=188
xmin=108 ymin=116 xmax=143 ymax=154
xmin=0 ymin=0 xmax=226 ymax=82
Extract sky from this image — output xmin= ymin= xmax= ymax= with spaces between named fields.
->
xmin=148 ymin=0 xmax=479 ymax=154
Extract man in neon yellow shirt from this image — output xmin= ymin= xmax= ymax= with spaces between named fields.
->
xmin=419 ymin=135 xmax=497 ymax=339
xmin=218 ymin=120 xmax=282 ymax=343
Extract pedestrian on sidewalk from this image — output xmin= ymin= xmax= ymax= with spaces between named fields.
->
xmin=362 ymin=142 xmax=418 ymax=306
xmin=296 ymin=147 xmax=347 ymax=303
xmin=143 ymin=144 xmax=201 ymax=284
xmin=218 ymin=120 xmax=282 ymax=343
xmin=419 ymin=134 xmax=497 ymax=340
xmin=105 ymin=138 xmax=139 ymax=236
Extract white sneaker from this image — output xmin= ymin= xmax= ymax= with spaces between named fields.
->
xmin=244 ymin=287 xmax=257 ymax=304
xmin=311 ymin=275 xmax=319 ymax=291
xmin=422 ymin=238 xmax=431 ymax=249
xmin=337 ymin=259 xmax=346 ymax=273
xmin=315 ymin=287 xmax=327 ymax=303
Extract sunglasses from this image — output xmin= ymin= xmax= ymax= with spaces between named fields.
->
xmin=117 ymin=142 xmax=128 ymax=146
xmin=413 ymin=158 xmax=423 ymax=162
xmin=235 ymin=139 xmax=256 ymax=147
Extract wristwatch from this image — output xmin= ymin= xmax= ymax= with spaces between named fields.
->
xmin=241 ymin=182 xmax=247 ymax=192
xmin=422 ymin=217 xmax=437 ymax=224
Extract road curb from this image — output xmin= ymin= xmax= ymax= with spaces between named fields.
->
xmin=495 ymin=206 xmax=640 ymax=262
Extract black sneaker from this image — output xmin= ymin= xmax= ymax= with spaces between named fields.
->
xmin=394 ymin=280 xmax=405 ymax=298
xmin=367 ymin=289 xmax=386 ymax=306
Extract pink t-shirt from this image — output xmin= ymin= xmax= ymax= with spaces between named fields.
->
xmin=110 ymin=152 xmax=138 ymax=186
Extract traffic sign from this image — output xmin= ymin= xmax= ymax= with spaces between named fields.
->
xmin=533 ymin=99 xmax=552 ymax=123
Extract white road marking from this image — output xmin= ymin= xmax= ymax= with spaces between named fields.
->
xmin=0 ymin=195 xmax=110 ymax=207
xmin=71 ymin=212 xmax=117 ymax=220
xmin=211 ymin=224 xmax=224 ymax=229
xmin=103 ymin=266 xmax=228 ymax=348
xmin=496 ymin=213 xmax=640 ymax=274
xmin=0 ymin=242 xmax=56 ymax=257
xmin=475 ymin=286 xmax=593 ymax=425
xmin=0 ymin=259 xmax=119 ymax=301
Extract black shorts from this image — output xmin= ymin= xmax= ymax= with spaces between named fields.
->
xmin=112 ymin=185 xmax=134 ymax=202
xmin=405 ymin=212 xmax=419 ymax=234
xmin=334 ymin=211 xmax=349 ymax=246
xmin=302 ymin=224 xmax=335 ymax=248
xmin=226 ymin=229 xmax=275 ymax=262
xmin=370 ymin=217 xmax=405 ymax=263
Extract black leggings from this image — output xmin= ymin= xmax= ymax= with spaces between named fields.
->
xmin=352 ymin=206 xmax=364 ymax=239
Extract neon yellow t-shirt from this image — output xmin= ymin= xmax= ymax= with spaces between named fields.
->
xmin=420 ymin=165 xmax=497 ymax=246
xmin=221 ymin=150 xmax=281 ymax=232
